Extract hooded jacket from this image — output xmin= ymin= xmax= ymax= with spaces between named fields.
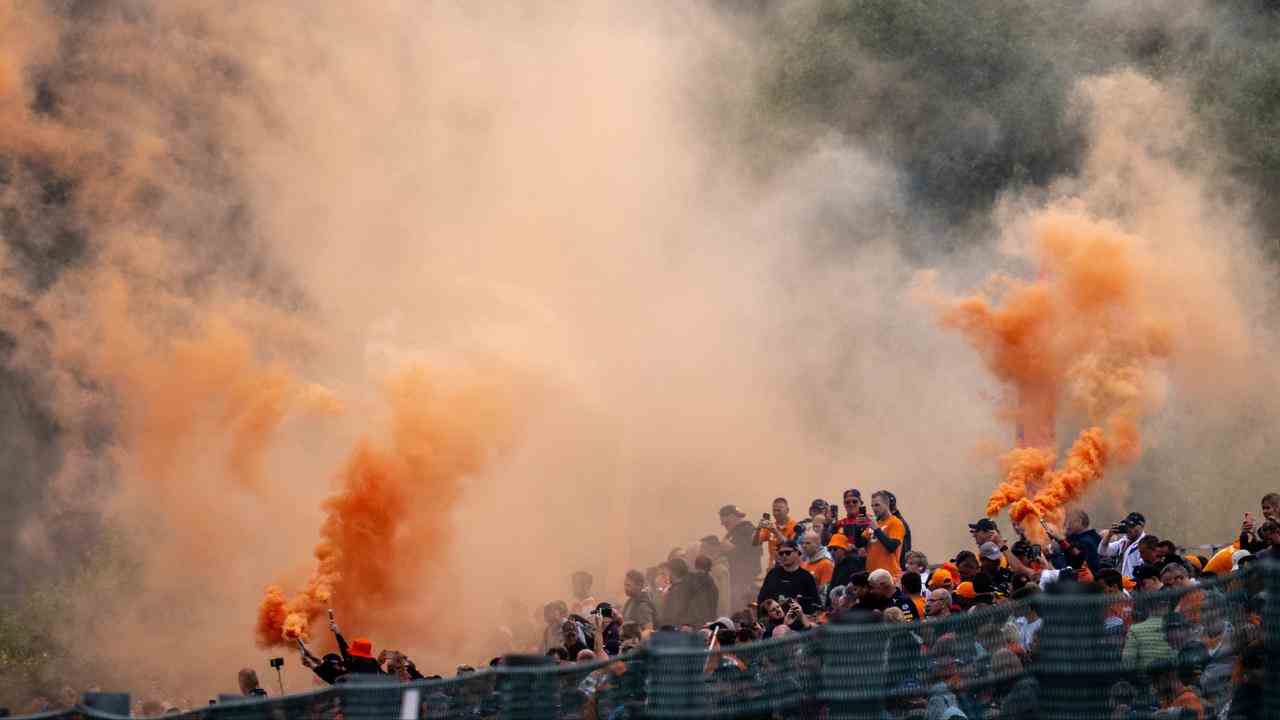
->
xmin=622 ymin=590 xmax=658 ymax=628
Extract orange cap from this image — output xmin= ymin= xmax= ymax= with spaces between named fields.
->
xmin=928 ymin=563 xmax=958 ymax=589
xmin=827 ymin=534 xmax=852 ymax=550
xmin=955 ymin=581 xmax=976 ymax=599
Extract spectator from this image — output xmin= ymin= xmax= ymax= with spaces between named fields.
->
xmin=1010 ymin=586 xmax=1042 ymax=652
xmin=545 ymin=647 xmax=570 ymax=665
xmin=542 ymin=601 xmax=569 ymax=651
xmin=925 ymin=588 xmax=952 ymax=619
xmin=590 ymin=603 xmax=622 ymax=656
xmin=1044 ymin=509 xmax=1102 ymax=576
xmin=860 ymin=569 xmax=921 ymax=621
xmin=718 ymin=505 xmax=763 ymax=610
xmin=833 ymin=488 xmax=873 ymax=551
xmin=339 ymin=637 xmax=384 ymax=676
xmin=662 ymin=558 xmax=698 ymax=626
xmin=300 ymin=647 xmax=346 ymax=685
xmin=1225 ymin=645 xmax=1265 ymax=719
xmin=757 ymin=540 xmax=821 ymax=614
xmin=904 ymin=550 xmax=930 ymax=583
xmin=1098 ymin=512 xmax=1148 ymax=579
xmin=1122 ymin=600 xmax=1175 ymax=673
xmin=795 ymin=499 xmax=831 ymax=543
xmin=570 ymin=571 xmax=598 ymax=617
xmin=954 ymin=551 xmax=980 ymax=581
xmin=560 ymin=619 xmax=591 ymax=659
xmin=882 ymin=491 xmax=913 ymax=567
xmin=978 ymin=542 xmax=1013 ymax=594
xmin=622 ymin=569 xmax=657 ymax=629
xmin=902 ymin=571 xmax=926 ymax=618
xmin=828 ymin=533 xmax=861 ymax=593
xmin=1161 ymin=563 xmax=1203 ymax=622
xmin=754 ymin=497 xmax=799 ymax=566
xmin=1252 ymin=520 xmax=1280 ymax=561
xmin=969 ymin=518 xmax=1000 ymax=548
xmin=865 ymin=490 xmax=906 ymax=579
xmin=688 ymin=557 xmax=720 ymax=626
xmin=1134 ymin=564 xmax=1163 ymax=593
xmin=1154 ymin=670 xmax=1205 ymax=720
xmin=238 ymin=669 xmax=267 ymax=697
xmin=759 ymin=597 xmax=788 ymax=637
xmin=798 ymin=530 xmax=834 ymax=587
xmin=328 ymin=615 xmax=383 ymax=676
xmin=699 ymin=536 xmax=733 ymax=617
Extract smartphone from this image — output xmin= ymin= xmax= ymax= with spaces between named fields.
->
xmin=270 ymin=657 xmax=285 ymax=669
xmin=601 ymin=606 xmax=612 ymax=618
xmin=762 ymin=513 xmax=771 ymax=521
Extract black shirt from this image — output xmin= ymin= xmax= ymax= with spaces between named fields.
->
xmin=858 ymin=588 xmax=921 ymax=621
xmin=757 ymin=565 xmax=821 ymax=614
xmin=725 ymin=520 xmax=762 ymax=588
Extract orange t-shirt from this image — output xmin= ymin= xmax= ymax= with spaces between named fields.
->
xmin=865 ymin=515 xmax=905 ymax=579
xmin=802 ymin=558 xmax=834 ymax=587
xmin=757 ymin=518 xmax=798 ymax=561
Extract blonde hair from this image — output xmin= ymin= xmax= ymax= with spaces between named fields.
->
xmin=883 ymin=607 xmax=906 ymax=624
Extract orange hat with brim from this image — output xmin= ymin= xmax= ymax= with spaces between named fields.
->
xmin=348 ymin=637 xmax=375 ymax=659
xmin=955 ymin=581 xmax=976 ymax=599
xmin=928 ymin=562 xmax=960 ymax=590
xmin=827 ymin=534 xmax=852 ymax=551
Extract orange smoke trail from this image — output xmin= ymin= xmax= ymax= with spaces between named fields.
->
xmin=929 ymin=208 xmax=1174 ymax=536
xmin=256 ymin=365 xmax=525 ymax=649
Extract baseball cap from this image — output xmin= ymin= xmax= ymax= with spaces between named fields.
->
xmin=779 ymin=540 xmax=801 ymax=552
xmin=705 ymin=616 xmax=736 ymax=632
xmin=969 ymin=518 xmax=999 ymax=533
xmin=1124 ymin=512 xmax=1146 ymax=526
xmin=1232 ymin=549 xmax=1253 ymax=570
xmin=978 ymin=542 xmax=1003 ymax=561
xmin=955 ymin=581 xmax=977 ymax=599
xmin=719 ymin=505 xmax=745 ymax=518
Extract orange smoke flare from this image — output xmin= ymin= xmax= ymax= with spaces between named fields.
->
xmin=927 ymin=208 xmax=1174 ymax=537
xmin=256 ymin=364 xmax=526 ymax=649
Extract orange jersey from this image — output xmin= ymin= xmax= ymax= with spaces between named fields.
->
xmin=866 ymin=515 xmax=905 ymax=579
xmin=802 ymin=557 xmax=834 ymax=587
xmin=757 ymin=518 xmax=798 ymax=560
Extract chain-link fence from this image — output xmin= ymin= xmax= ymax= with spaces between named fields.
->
xmin=16 ymin=560 xmax=1280 ymax=720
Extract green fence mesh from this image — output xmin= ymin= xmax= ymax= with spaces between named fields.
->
xmin=15 ymin=560 xmax=1280 ymax=720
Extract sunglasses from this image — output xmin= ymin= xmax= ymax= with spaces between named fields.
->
xmin=778 ymin=549 xmax=797 ymax=556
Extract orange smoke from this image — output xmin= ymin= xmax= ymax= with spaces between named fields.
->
xmin=929 ymin=208 xmax=1174 ymax=537
xmin=256 ymin=364 xmax=526 ymax=650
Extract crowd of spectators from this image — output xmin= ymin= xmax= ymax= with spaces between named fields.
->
xmin=24 ymin=492 xmax=1280 ymax=719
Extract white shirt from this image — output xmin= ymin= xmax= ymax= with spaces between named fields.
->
xmin=1099 ymin=531 xmax=1146 ymax=579
xmin=1015 ymin=616 xmax=1043 ymax=652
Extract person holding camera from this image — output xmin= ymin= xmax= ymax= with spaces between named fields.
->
xmin=1099 ymin=512 xmax=1148 ymax=580
xmin=756 ymin=540 xmax=821 ymax=614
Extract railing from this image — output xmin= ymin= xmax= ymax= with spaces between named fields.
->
xmin=18 ymin=560 xmax=1280 ymax=720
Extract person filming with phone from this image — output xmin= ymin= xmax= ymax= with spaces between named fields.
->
xmin=753 ymin=498 xmax=798 ymax=567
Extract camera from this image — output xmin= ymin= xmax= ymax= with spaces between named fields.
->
xmin=269 ymin=657 xmax=284 ymax=669
xmin=600 ymin=606 xmax=612 ymax=618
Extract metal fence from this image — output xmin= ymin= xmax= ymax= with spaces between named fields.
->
xmin=16 ymin=560 xmax=1280 ymax=720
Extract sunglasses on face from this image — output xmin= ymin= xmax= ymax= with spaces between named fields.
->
xmin=778 ymin=549 xmax=797 ymax=556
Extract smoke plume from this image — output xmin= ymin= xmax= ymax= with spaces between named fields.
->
xmin=2 ymin=0 xmax=1280 ymax=706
